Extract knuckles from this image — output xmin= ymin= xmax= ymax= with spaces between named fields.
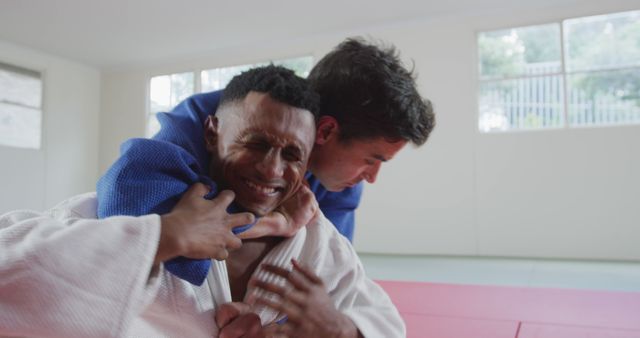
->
xmin=216 ymin=190 xmax=236 ymax=202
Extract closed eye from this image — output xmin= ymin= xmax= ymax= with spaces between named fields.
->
xmin=245 ymin=141 xmax=270 ymax=151
xmin=283 ymin=146 xmax=303 ymax=162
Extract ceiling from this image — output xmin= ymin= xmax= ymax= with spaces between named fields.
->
xmin=0 ymin=0 xmax=582 ymax=70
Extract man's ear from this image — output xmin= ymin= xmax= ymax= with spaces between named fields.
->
xmin=315 ymin=116 xmax=339 ymax=145
xmin=204 ymin=116 xmax=219 ymax=152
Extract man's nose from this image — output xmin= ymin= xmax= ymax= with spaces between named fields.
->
xmin=363 ymin=162 xmax=381 ymax=184
xmin=256 ymin=149 xmax=284 ymax=179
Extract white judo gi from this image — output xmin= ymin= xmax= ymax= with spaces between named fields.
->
xmin=0 ymin=193 xmax=405 ymax=338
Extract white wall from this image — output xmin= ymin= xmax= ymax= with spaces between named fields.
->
xmin=0 ymin=40 xmax=100 ymax=213
xmin=99 ymin=72 xmax=147 ymax=172
xmin=99 ymin=0 xmax=640 ymax=261
xmin=356 ymin=0 xmax=640 ymax=261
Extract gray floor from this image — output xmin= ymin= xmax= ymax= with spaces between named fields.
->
xmin=358 ymin=253 xmax=640 ymax=292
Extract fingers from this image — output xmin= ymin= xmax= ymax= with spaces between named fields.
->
xmin=215 ymin=302 xmax=253 ymax=329
xmin=302 ymin=177 xmax=311 ymax=188
xmin=251 ymin=278 xmax=288 ymax=295
xmin=295 ymin=184 xmax=314 ymax=206
xmin=254 ymin=295 xmax=302 ymax=323
xmin=183 ymin=186 xmax=239 ymax=216
xmin=299 ymin=187 xmax=317 ymax=210
xmin=182 ymin=184 xmax=234 ymax=211
xmin=218 ymin=313 xmax=263 ymax=338
xmin=185 ymin=182 xmax=210 ymax=198
xmin=175 ymin=183 xmax=210 ymax=208
xmin=224 ymin=233 xmax=243 ymax=250
xmin=226 ymin=212 xmax=256 ymax=228
xmin=211 ymin=233 xmax=242 ymax=260
xmin=260 ymin=264 xmax=310 ymax=292
xmin=251 ymin=279 xmax=306 ymax=306
xmin=299 ymin=182 xmax=312 ymax=193
xmin=263 ymin=322 xmax=294 ymax=337
xmin=213 ymin=190 xmax=236 ymax=209
xmin=291 ymin=259 xmax=322 ymax=284
xmin=213 ymin=249 xmax=229 ymax=261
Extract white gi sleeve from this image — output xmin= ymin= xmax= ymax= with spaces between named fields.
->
xmin=309 ymin=218 xmax=406 ymax=338
xmin=0 ymin=193 xmax=163 ymax=338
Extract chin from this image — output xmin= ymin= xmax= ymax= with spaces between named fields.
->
xmin=325 ymin=183 xmax=346 ymax=192
xmin=318 ymin=177 xmax=350 ymax=192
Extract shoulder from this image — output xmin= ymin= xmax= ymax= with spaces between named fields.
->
xmin=300 ymin=213 xmax=357 ymax=264
xmin=181 ymin=90 xmax=223 ymax=113
xmin=157 ymin=90 xmax=223 ymax=125
xmin=0 ymin=193 xmax=98 ymax=230
xmin=48 ymin=192 xmax=98 ymax=220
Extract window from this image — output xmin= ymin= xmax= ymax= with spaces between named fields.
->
xmin=147 ymin=56 xmax=313 ymax=137
xmin=478 ymin=10 xmax=640 ymax=132
xmin=0 ymin=62 xmax=43 ymax=149
xmin=148 ymin=72 xmax=194 ymax=137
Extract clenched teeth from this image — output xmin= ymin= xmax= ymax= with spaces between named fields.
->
xmin=245 ymin=179 xmax=277 ymax=194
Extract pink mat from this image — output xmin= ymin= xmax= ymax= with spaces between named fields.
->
xmin=376 ymin=280 xmax=640 ymax=338
xmin=519 ymin=323 xmax=640 ymax=338
xmin=403 ymin=314 xmax=518 ymax=338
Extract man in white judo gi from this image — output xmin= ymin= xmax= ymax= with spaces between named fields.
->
xmin=0 ymin=66 xmax=405 ymax=337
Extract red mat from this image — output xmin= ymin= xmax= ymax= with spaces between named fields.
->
xmin=376 ymin=280 xmax=640 ymax=338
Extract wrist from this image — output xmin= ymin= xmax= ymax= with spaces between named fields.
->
xmin=334 ymin=314 xmax=360 ymax=338
xmin=261 ymin=212 xmax=289 ymax=236
xmin=155 ymin=214 xmax=184 ymax=265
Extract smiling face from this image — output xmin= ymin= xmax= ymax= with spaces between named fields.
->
xmin=205 ymin=91 xmax=316 ymax=216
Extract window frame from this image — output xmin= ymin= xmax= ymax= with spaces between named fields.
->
xmin=476 ymin=10 xmax=640 ymax=133
xmin=0 ymin=61 xmax=44 ymax=149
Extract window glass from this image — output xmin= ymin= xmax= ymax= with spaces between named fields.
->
xmin=478 ymin=10 xmax=640 ymax=132
xmin=147 ymin=72 xmax=194 ymax=137
xmin=479 ymin=75 xmax=565 ymax=132
xmin=565 ymin=11 xmax=640 ymax=72
xmin=0 ymin=62 xmax=42 ymax=149
xmin=479 ymin=24 xmax=561 ymax=79
xmin=568 ymin=68 xmax=640 ymax=126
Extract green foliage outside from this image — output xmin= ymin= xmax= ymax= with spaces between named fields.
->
xmin=478 ymin=10 xmax=640 ymax=119
xmin=566 ymin=13 xmax=640 ymax=105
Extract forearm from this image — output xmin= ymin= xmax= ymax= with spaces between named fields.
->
xmin=236 ymin=212 xmax=288 ymax=239
xmin=0 ymin=209 xmax=162 ymax=337
xmin=155 ymin=213 xmax=185 ymax=266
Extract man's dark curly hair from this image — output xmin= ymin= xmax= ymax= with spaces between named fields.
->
xmin=308 ymin=37 xmax=435 ymax=145
xmin=220 ymin=65 xmax=320 ymax=121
